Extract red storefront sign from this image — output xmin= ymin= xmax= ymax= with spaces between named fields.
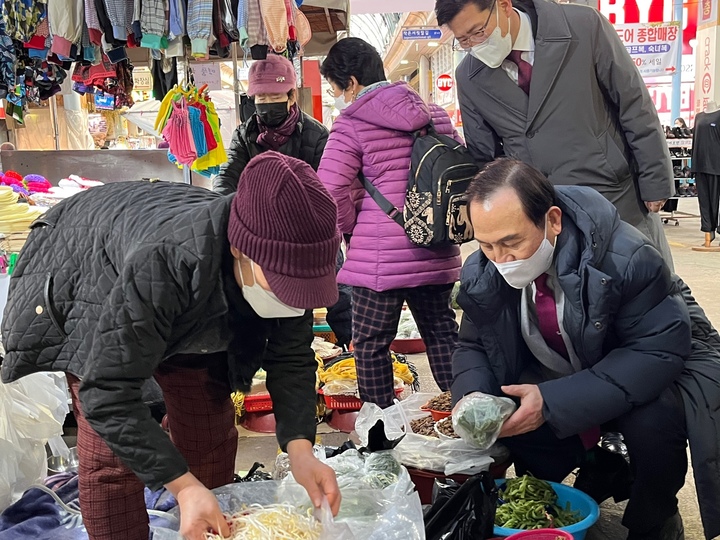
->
xmin=598 ymin=0 xmax=698 ymax=54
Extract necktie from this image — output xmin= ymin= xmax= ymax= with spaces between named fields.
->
xmin=534 ymin=273 xmax=569 ymax=360
xmin=508 ymin=49 xmax=532 ymax=95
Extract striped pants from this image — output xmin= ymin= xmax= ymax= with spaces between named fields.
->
xmin=67 ymin=352 xmax=237 ymax=540
xmin=352 ymin=284 xmax=458 ymax=407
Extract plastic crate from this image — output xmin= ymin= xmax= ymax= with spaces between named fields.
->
xmin=243 ymin=392 xmax=273 ymax=413
xmin=313 ymin=323 xmax=337 ymax=344
xmin=319 ymin=387 xmax=403 ymax=411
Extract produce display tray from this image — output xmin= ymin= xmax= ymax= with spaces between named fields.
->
xmin=319 ymin=387 xmax=403 ymax=411
xmin=243 ymin=392 xmax=273 ymax=412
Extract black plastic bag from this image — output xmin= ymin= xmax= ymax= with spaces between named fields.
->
xmin=424 ymin=472 xmax=498 ymax=540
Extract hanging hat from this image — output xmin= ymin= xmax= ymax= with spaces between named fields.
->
xmin=228 ymin=151 xmax=340 ymax=309
xmin=247 ymin=54 xmax=296 ymax=97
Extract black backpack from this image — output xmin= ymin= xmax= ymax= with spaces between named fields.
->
xmin=359 ymin=124 xmax=478 ymax=248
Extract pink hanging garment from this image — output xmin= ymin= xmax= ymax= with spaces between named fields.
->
xmin=163 ymin=100 xmax=197 ymax=166
xmin=260 ymin=0 xmax=288 ymax=52
xmin=292 ymin=4 xmax=311 ymax=48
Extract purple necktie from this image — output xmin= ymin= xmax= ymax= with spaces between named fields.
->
xmin=534 ymin=273 xmax=569 ymax=360
xmin=508 ymin=49 xmax=532 ymax=95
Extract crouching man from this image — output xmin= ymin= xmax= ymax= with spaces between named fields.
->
xmin=453 ymin=159 xmax=720 ymax=540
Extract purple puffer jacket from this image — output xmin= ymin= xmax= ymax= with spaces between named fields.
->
xmin=318 ymin=82 xmax=462 ymax=292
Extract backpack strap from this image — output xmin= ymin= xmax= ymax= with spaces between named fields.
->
xmin=358 ymin=171 xmax=404 ymax=226
xmin=412 ymin=122 xmax=437 ymax=140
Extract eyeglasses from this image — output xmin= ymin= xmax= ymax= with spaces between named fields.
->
xmin=326 ymin=88 xmax=336 ymax=98
xmin=452 ymin=0 xmax=497 ymax=51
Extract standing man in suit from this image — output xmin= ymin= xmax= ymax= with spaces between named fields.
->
xmin=435 ymin=0 xmax=675 ymax=267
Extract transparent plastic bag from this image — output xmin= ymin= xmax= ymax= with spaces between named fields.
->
xmin=396 ymin=311 xmax=421 ymax=339
xmin=278 ymin=450 xmax=414 ymax=505
xmin=354 ymin=393 xmax=498 ymax=476
xmin=323 ymin=378 xmax=359 ymax=397
xmin=153 ymin=480 xmax=422 ymax=540
xmin=452 ymin=392 xmax=516 ymax=450
xmin=355 ymin=393 xmax=435 ymax=444
xmin=0 ymin=372 xmax=69 ymax=511
xmin=393 ymin=433 xmax=495 ymax=476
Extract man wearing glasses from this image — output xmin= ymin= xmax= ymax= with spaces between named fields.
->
xmin=435 ymin=0 xmax=675 ymax=269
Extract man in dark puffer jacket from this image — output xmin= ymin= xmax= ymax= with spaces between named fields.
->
xmin=0 ymin=152 xmax=341 ymax=540
xmin=453 ymin=159 xmax=720 ymax=540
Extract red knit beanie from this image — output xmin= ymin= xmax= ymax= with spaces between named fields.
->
xmin=228 ymin=151 xmax=340 ymax=309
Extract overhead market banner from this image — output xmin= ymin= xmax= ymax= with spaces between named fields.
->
xmin=598 ymin=0 xmax=696 ymax=54
xmin=615 ymin=22 xmax=681 ymax=77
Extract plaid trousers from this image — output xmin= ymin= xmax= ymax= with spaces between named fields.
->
xmin=67 ymin=352 xmax=237 ymax=540
xmin=352 ymin=284 xmax=458 ymax=407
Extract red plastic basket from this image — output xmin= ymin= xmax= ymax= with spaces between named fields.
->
xmin=243 ymin=392 xmax=273 ymax=413
xmin=319 ymin=388 xmax=403 ymax=411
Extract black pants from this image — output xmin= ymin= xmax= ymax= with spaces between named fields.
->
xmin=502 ymin=387 xmax=688 ymax=534
xmin=696 ymin=173 xmax=720 ymax=234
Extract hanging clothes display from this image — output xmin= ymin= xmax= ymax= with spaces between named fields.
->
xmin=155 ymin=84 xmax=227 ymax=177
xmin=71 ymin=54 xmax=135 ymax=108
xmin=0 ymin=0 xmax=316 ymax=131
xmin=152 ymin=56 xmax=178 ymax=101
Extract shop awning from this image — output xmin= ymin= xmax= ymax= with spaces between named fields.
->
xmin=301 ymin=0 xmax=349 ymax=56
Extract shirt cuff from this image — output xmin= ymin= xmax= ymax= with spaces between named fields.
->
xmin=106 ymin=46 xmax=128 ymax=64
xmin=112 ymin=25 xmax=127 ymax=41
xmin=89 ymin=28 xmax=103 ymax=45
xmin=50 ymin=36 xmax=73 ymax=58
xmin=191 ymin=38 xmax=209 ymax=57
xmin=141 ymin=33 xmax=168 ymax=50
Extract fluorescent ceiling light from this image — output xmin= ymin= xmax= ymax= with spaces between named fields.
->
xmin=428 ymin=42 xmax=439 ymax=47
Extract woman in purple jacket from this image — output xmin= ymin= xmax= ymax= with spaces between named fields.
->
xmin=318 ymin=37 xmax=462 ymax=407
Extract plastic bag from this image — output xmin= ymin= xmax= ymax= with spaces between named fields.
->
xmin=278 ymin=449 xmax=415 ymax=508
xmin=396 ymin=311 xmax=421 ymax=339
xmin=452 ymin=392 xmax=516 ymax=450
xmin=0 ymin=372 xmax=69 ymax=511
xmin=153 ymin=480 xmax=423 ymax=540
xmin=355 ymin=394 xmax=496 ymax=476
xmin=424 ymin=472 xmax=498 ymax=540
xmin=323 ymin=378 xmax=359 ymax=397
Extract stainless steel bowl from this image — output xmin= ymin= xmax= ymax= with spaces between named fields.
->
xmin=47 ymin=447 xmax=79 ymax=474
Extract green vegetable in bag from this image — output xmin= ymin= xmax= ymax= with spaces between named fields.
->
xmin=452 ymin=392 xmax=516 ymax=450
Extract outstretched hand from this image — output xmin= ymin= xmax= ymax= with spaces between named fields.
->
xmin=288 ymin=439 xmax=342 ymax=516
xmin=498 ymin=384 xmax=545 ymax=438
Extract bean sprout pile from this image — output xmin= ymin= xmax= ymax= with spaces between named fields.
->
xmin=204 ymin=504 xmax=322 ymax=540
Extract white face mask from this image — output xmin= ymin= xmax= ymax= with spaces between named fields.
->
xmin=491 ymin=218 xmax=556 ymax=289
xmin=470 ymin=6 xmax=513 ymax=69
xmin=238 ymin=259 xmax=305 ymax=319
xmin=334 ymin=92 xmax=351 ymax=111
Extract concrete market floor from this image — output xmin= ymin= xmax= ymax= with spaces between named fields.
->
xmin=235 ymin=197 xmax=718 ymax=540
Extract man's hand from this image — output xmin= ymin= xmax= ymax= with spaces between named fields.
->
xmin=288 ymin=439 xmax=341 ymax=516
xmin=166 ymin=473 xmax=229 ymax=540
xmin=498 ymin=384 xmax=545 ymax=438
xmin=645 ymin=200 xmax=667 ymax=213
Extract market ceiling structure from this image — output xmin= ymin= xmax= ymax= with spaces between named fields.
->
xmin=350 ymin=0 xmax=435 ymax=14
xmin=301 ymin=0 xmax=350 ymax=56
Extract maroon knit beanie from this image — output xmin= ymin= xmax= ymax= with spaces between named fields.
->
xmin=228 ymin=151 xmax=340 ymax=309
xmin=247 ymin=54 xmax=296 ymax=97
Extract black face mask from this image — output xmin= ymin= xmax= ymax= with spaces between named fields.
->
xmin=255 ymin=102 xmax=290 ymax=127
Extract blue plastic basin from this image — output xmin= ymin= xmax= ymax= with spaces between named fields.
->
xmin=494 ymin=480 xmax=600 ymax=540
